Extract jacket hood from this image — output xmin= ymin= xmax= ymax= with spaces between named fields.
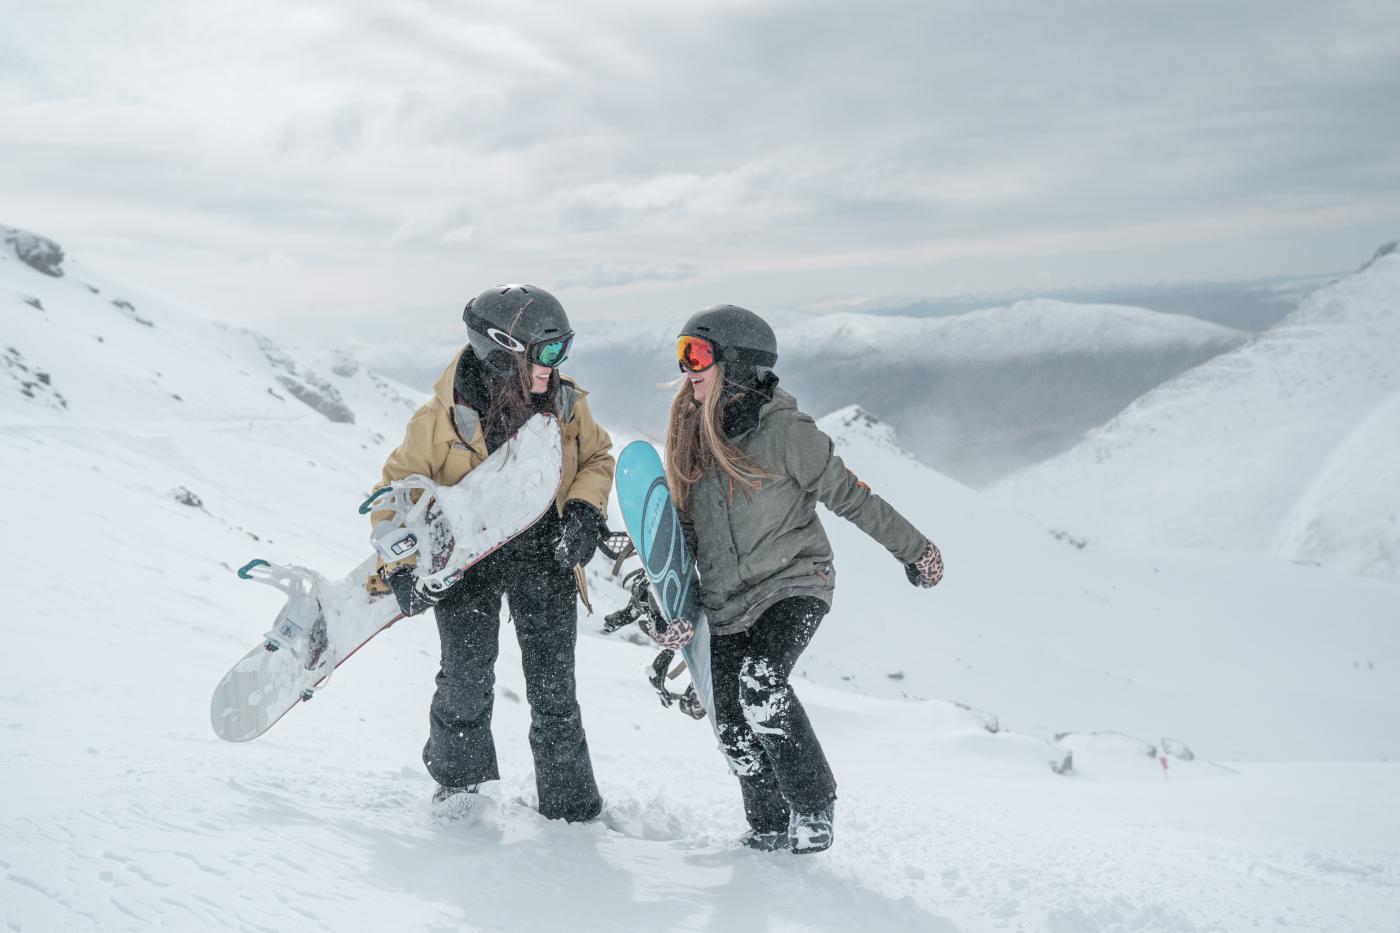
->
xmin=722 ymin=374 xmax=789 ymax=440
xmin=726 ymin=385 xmax=794 ymax=439
xmin=759 ymin=386 xmax=797 ymax=418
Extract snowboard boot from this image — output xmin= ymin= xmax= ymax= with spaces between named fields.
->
xmin=739 ymin=827 xmax=790 ymax=852
xmin=789 ymin=802 xmax=835 ymax=854
xmin=431 ymin=783 xmax=481 ymax=821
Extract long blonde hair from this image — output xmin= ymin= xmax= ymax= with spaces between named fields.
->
xmin=665 ymin=366 xmax=770 ymax=513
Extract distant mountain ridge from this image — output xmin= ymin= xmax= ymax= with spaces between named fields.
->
xmin=994 ymin=241 xmax=1400 ymax=582
xmin=353 ymin=297 xmax=1247 ymax=486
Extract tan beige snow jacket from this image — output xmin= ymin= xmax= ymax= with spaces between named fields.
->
xmin=368 ymin=347 xmax=615 ymax=608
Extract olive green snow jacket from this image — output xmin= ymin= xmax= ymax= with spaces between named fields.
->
xmin=682 ymin=388 xmax=925 ymax=635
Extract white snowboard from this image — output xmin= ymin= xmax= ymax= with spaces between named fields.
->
xmin=210 ymin=414 xmax=564 ymax=742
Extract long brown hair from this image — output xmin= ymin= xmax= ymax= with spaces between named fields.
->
xmin=483 ymin=352 xmax=557 ymax=449
xmin=665 ymin=365 xmax=769 ymax=513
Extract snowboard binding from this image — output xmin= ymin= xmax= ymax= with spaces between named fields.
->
xmin=602 ymin=567 xmax=656 ymax=634
xmin=648 ymin=650 xmax=706 ymax=719
xmin=599 ymin=534 xmax=707 ymax=720
xmin=606 ymin=568 xmax=695 ymax=648
xmin=236 ymin=559 xmax=334 ymax=698
xmin=359 ymin=481 xmax=464 ymax=594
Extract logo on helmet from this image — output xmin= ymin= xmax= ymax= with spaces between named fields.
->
xmin=486 ymin=327 xmax=526 ymax=353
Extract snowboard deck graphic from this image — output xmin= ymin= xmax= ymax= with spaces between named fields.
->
xmin=614 ymin=441 xmax=718 ymax=734
xmin=210 ymin=414 xmax=564 ymax=742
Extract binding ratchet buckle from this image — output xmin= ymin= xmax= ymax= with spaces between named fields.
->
xmin=359 ymin=481 xmax=462 ymax=593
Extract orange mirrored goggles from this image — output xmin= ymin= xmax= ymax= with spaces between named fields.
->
xmin=677 ymin=335 xmax=717 ymax=373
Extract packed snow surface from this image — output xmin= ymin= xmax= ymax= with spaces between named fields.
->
xmin=3 ymin=229 xmax=1398 ymax=931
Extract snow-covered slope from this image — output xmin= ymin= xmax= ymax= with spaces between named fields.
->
xmin=800 ymin=406 xmax=1397 ymax=761
xmin=1272 ymin=388 xmax=1400 ymax=579
xmin=1 ymin=225 xmax=420 ymax=437
xmin=354 ymin=298 xmax=1246 ymax=486
xmin=3 ymin=231 xmax=1398 ymax=931
xmin=993 ymin=242 xmax=1400 ymax=582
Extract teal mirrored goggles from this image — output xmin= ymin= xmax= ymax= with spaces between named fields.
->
xmin=529 ymin=333 xmax=573 ymax=368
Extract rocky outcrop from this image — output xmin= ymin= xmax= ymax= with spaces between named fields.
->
xmin=2 ymin=227 xmax=65 ymax=278
xmin=247 ymin=332 xmax=356 ymax=424
xmin=3 ymin=346 xmax=68 ymax=410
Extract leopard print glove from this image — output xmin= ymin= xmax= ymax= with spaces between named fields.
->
xmin=905 ymin=539 xmax=944 ymax=588
xmin=640 ymin=613 xmax=696 ymax=650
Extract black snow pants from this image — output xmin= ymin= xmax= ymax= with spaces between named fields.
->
xmin=710 ymin=596 xmax=836 ymax=832
xmin=422 ymin=515 xmax=602 ymax=822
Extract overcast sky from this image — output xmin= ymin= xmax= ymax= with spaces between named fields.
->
xmin=3 ymin=0 xmax=1398 ymax=336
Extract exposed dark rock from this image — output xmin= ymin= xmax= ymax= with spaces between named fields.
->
xmin=1049 ymin=528 xmax=1089 ymax=550
xmin=2 ymin=346 xmax=68 ymax=410
xmin=2 ymin=227 xmax=65 ymax=277
xmin=244 ymin=331 xmax=356 ymax=424
xmin=112 ymin=298 xmax=155 ymax=327
xmin=170 ymin=487 xmax=204 ymax=508
xmin=1359 ymin=240 xmax=1399 ymax=273
xmin=953 ymin=701 xmax=1000 ymax=734
xmin=277 ymin=376 xmax=355 ymax=423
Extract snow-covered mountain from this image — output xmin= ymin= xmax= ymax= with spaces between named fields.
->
xmin=353 ymin=298 xmax=1247 ymax=486
xmin=796 ymin=406 xmax=1396 ymax=760
xmin=993 ymin=241 xmax=1400 ymax=582
xmin=1 ymin=224 xmax=421 ymax=437
xmin=3 ymin=228 xmax=1397 ymax=931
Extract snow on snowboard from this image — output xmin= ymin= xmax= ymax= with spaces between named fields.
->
xmin=614 ymin=440 xmax=717 ymax=733
xmin=210 ymin=414 xmax=563 ymax=742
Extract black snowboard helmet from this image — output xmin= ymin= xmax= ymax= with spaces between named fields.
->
xmin=677 ymin=304 xmax=777 ymax=386
xmin=463 ymin=284 xmax=574 ymax=375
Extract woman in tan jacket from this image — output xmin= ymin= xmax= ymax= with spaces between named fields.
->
xmin=376 ymin=284 xmax=614 ymax=823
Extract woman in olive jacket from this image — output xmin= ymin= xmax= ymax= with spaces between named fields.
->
xmin=373 ymin=284 xmax=614 ymax=824
xmin=664 ymin=305 xmax=943 ymax=853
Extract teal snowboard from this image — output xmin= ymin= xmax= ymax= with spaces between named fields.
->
xmin=614 ymin=441 xmax=717 ymax=726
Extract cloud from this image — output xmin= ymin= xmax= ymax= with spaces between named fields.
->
xmin=557 ymin=164 xmax=782 ymax=233
xmin=558 ymin=261 xmax=700 ymax=289
xmin=1 ymin=0 xmax=1397 ymax=329
xmin=388 ymin=206 xmax=476 ymax=247
xmin=277 ymin=104 xmax=371 ymax=158
xmin=264 ymin=249 xmax=299 ymax=270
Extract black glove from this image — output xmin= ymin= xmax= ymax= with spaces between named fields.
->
xmin=387 ymin=566 xmax=444 ymax=617
xmin=554 ymin=500 xmax=604 ymax=569
xmin=904 ymin=539 xmax=944 ymax=588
